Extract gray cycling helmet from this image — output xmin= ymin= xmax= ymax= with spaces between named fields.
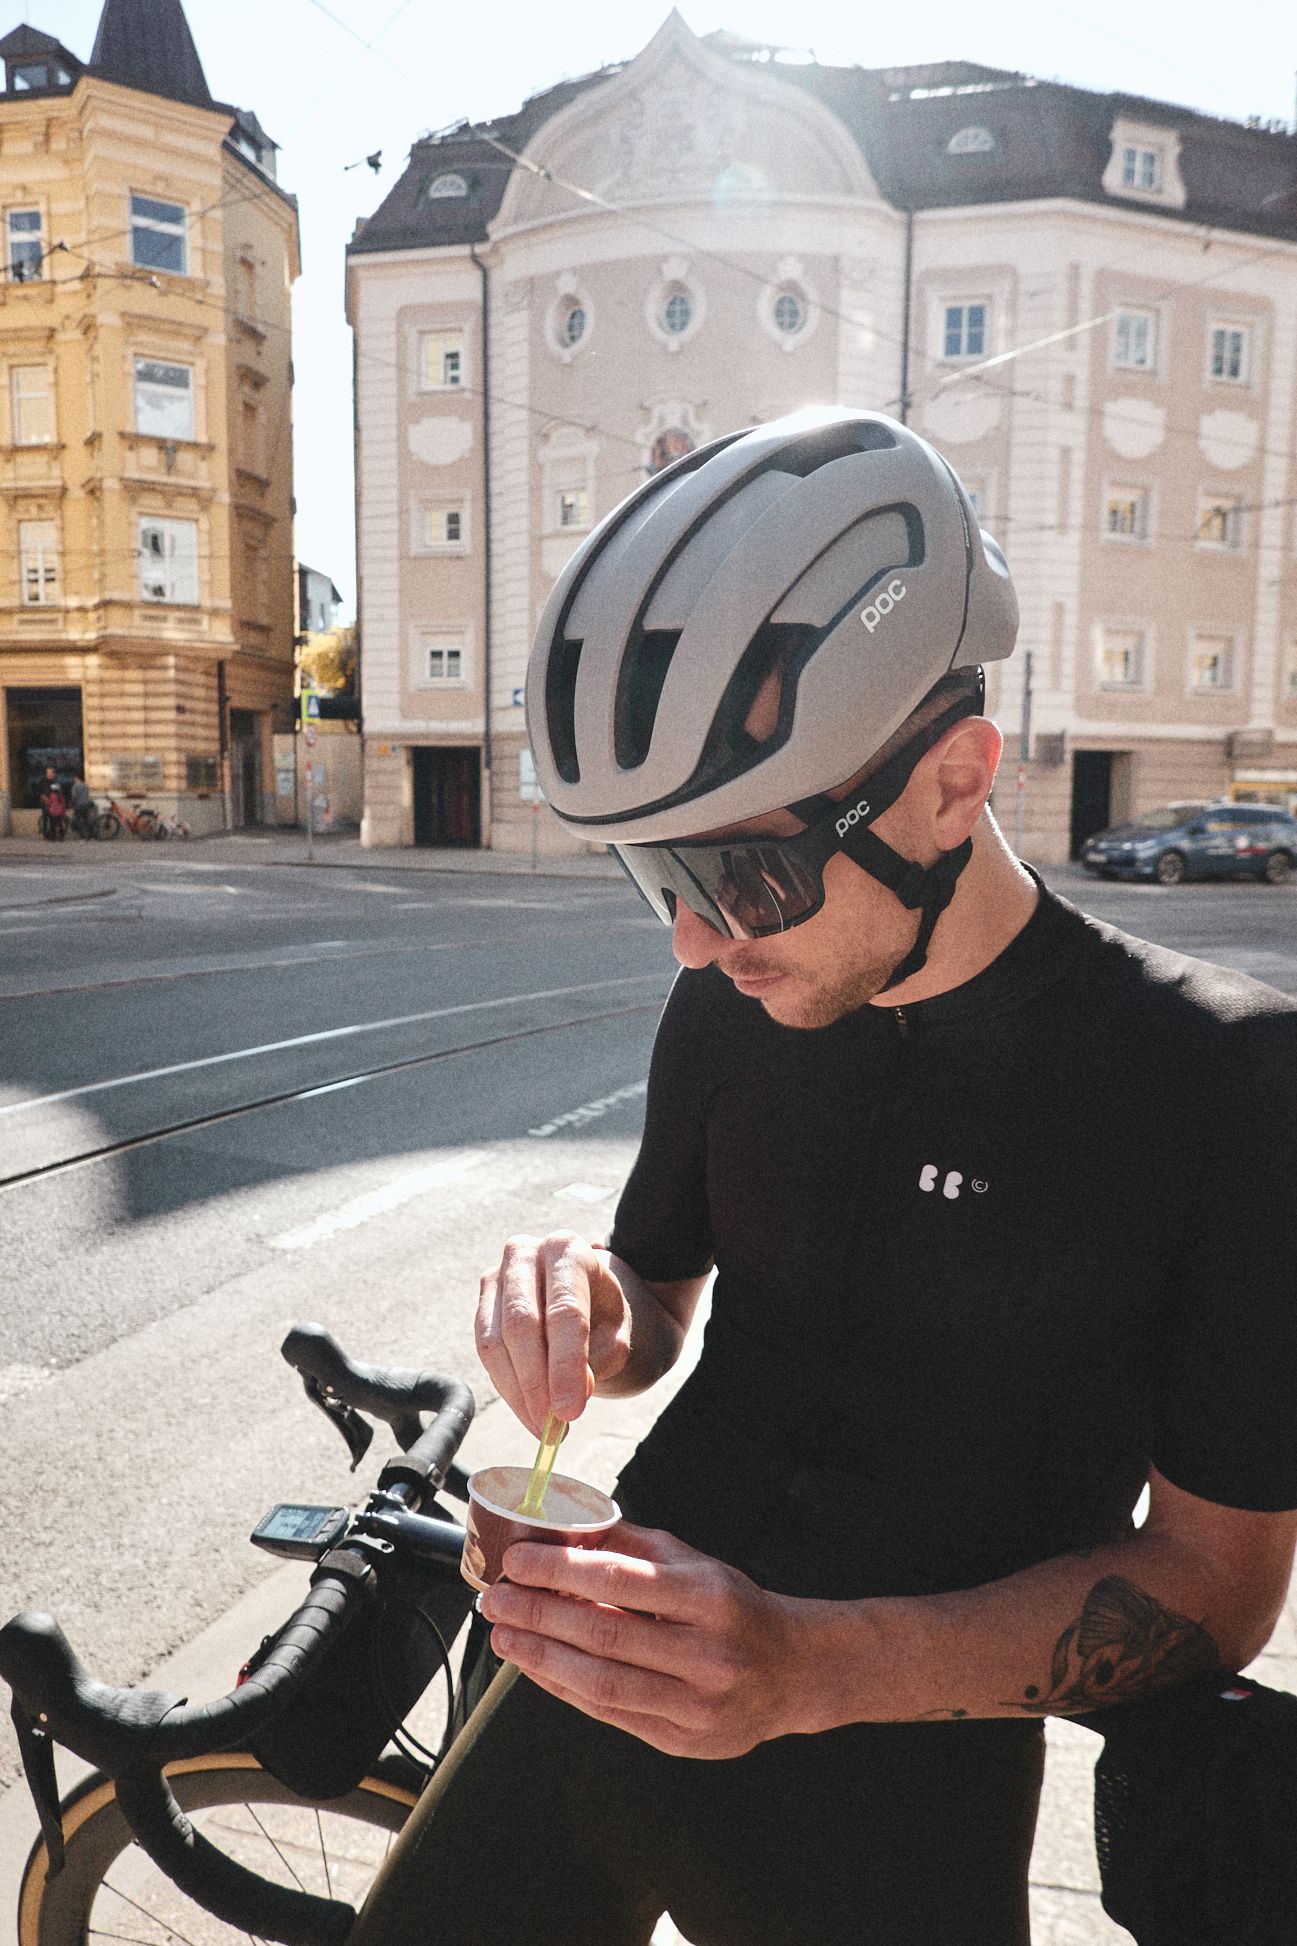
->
xmin=526 ymin=406 xmax=1017 ymax=843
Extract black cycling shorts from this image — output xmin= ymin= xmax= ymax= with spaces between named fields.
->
xmin=353 ymin=1623 xmax=1045 ymax=1946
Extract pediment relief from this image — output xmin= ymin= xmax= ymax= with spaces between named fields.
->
xmin=493 ymin=12 xmax=877 ymax=234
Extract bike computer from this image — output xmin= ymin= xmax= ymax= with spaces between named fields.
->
xmin=251 ymin=1503 xmax=350 ymax=1561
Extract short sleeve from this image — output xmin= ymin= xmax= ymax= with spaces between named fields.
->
xmin=609 ymin=970 xmax=714 ymax=1283
xmin=1151 ymin=1007 xmax=1297 ymax=1511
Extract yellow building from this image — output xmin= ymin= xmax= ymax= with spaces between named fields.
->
xmin=0 ymin=0 xmax=300 ymax=835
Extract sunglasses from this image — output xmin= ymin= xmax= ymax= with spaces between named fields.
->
xmin=613 ymin=691 xmax=977 ymax=941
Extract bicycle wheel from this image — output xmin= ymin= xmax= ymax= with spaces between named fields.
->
xmin=95 ymin=812 xmax=120 ymax=840
xmin=18 ymin=1751 xmax=417 ymax=1946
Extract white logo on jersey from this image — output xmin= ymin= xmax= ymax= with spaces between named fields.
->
xmin=919 ymin=1164 xmax=979 ymax=1200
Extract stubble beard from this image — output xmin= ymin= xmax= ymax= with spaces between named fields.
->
xmin=746 ymin=955 xmax=900 ymax=1030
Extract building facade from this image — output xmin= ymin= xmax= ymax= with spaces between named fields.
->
xmin=347 ymin=16 xmax=1297 ymax=860
xmin=0 ymin=0 xmax=300 ymax=836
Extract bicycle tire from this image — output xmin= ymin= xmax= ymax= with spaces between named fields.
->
xmin=95 ymin=812 xmax=120 ymax=840
xmin=18 ymin=1751 xmax=417 ymax=1946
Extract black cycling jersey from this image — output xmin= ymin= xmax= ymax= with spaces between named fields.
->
xmin=609 ymin=881 xmax=1297 ymax=1602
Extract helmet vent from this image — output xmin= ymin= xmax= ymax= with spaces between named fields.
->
xmin=546 ymin=637 xmax=584 ymax=783
xmin=615 ymin=629 xmax=681 ymax=770
xmin=777 ymin=419 xmax=897 ymax=479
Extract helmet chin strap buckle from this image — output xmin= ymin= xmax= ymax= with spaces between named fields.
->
xmin=868 ymin=837 xmax=974 ymax=996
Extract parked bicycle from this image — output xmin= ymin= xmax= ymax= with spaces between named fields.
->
xmin=2 ymin=1325 xmax=493 ymax=1946
xmin=95 ymin=797 xmax=163 ymax=840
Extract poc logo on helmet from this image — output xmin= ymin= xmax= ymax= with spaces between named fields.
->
xmin=836 ymin=797 xmax=872 ymax=839
xmin=860 ymin=577 xmax=907 ymax=634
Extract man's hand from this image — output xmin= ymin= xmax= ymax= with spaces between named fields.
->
xmin=476 ymin=1231 xmax=633 ymax=1434
xmin=478 ymin=1522 xmax=809 ymax=1758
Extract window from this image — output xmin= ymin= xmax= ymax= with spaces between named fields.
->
xmin=558 ymin=487 xmax=588 ymax=529
xmin=12 ymin=63 xmax=48 ymax=90
xmin=662 ymin=288 xmax=693 ymax=335
xmin=19 ymin=520 xmax=58 ymax=604
xmin=1104 ymin=487 xmax=1148 ymax=540
xmin=1114 ymin=311 xmax=1155 ymax=370
xmin=1208 ymin=325 xmax=1249 ymax=383
xmin=7 ymin=208 xmax=42 ymax=282
xmin=428 ymin=173 xmax=469 ymax=199
xmin=186 ymin=754 xmax=220 ymax=790
xmin=419 ymin=501 xmax=467 ymax=551
xmin=1096 ymin=628 xmax=1145 ymax=688
xmin=11 ymin=366 xmax=52 ymax=444
xmin=241 ymin=399 xmax=260 ymax=472
xmin=773 ymin=289 xmax=805 ymax=336
xmin=1121 ymin=145 xmax=1161 ymax=190
xmin=1189 ymin=634 xmax=1235 ymax=692
xmin=419 ymin=330 xmax=463 ymax=389
xmin=423 ymin=634 xmax=467 ymax=684
xmin=130 ymin=194 xmax=187 ymax=275
xmin=943 ymin=302 xmax=986 ymax=360
xmin=649 ymin=427 xmax=695 ymax=474
xmin=1285 ymin=645 xmax=1297 ymax=698
xmin=138 ymin=516 xmax=198 ymax=604
xmin=1198 ymin=493 xmax=1242 ymax=549
xmin=561 ymin=303 xmax=586 ymax=347
xmin=134 ymin=359 xmax=194 ymax=440
xmin=237 ymin=256 xmax=257 ymax=320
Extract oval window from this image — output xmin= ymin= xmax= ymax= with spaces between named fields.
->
xmin=562 ymin=303 xmax=586 ymax=347
xmin=662 ymin=289 xmax=693 ymax=335
xmin=773 ymin=289 xmax=805 ymax=336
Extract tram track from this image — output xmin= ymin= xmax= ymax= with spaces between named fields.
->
xmin=0 ymin=994 xmax=662 ymax=1193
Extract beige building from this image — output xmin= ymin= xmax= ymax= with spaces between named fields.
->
xmin=347 ymin=15 xmax=1297 ymax=860
xmin=0 ymin=0 xmax=299 ymax=836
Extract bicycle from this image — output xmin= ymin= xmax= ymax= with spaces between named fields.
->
xmin=1 ymin=1324 xmax=505 ymax=1946
xmin=96 ymin=798 xmax=163 ymax=840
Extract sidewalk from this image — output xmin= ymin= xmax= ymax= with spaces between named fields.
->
xmin=0 ymin=825 xmax=624 ymax=881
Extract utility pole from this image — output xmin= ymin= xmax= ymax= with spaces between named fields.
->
xmin=1013 ymin=649 xmax=1033 ymax=860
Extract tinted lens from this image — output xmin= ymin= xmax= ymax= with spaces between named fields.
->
xmin=711 ymin=844 xmax=823 ymax=936
xmin=613 ymin=841 xmax=825 ymax=940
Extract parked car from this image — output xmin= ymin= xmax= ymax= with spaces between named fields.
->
xmin=1081 ymin=802 xmax=1297 ymax=885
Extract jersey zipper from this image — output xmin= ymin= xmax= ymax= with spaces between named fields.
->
xmin=894 ymin=1006 xmax=909 ymax=1040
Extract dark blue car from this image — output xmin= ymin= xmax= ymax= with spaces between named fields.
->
xmin=1081 ymin=802 xmax=1297 ymax=885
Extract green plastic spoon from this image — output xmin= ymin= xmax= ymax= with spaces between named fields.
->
xmin=516 ymin=1410 xmax=567 ymax=1520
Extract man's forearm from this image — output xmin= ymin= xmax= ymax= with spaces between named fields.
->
xmin=794 ymin=1527 xmax=1280 ymax=1734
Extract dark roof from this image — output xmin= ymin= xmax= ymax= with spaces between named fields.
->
xmin=89 ymin=0 xmax=213 ymax=110
xmin=349 ymin=69 xmax=616 ymax=255
xmin=0 ymin=24 xmax=83 ymax=89
xmin=349 ymin=43 xmax=1297 ymax=258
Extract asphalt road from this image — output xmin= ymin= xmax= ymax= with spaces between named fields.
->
xmin=0 ymin=848 xmax=1293 ymax=1942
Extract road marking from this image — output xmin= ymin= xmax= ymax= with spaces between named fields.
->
xmin=268 ymin=1151 xmax=490 ymax=1250
xmin=529 ymin=1079 xmax=648 ymax=1138
xmin=0 ymin=975 xmax=662 ymax=1118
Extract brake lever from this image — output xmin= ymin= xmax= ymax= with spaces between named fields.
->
xmin=11 ymin=1700 xmax=64 ymax=1876
xmin=301 ymin=1373 xmax=374 ymax=1471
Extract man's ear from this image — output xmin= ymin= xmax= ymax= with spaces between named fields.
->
xmin=928 ymin=717 xmax=1003 ymax=843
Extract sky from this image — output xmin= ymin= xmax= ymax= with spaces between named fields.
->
xmin=23 ymin=0 xmax=1297 ymax=621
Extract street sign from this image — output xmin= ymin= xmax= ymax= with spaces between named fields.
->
xmin=305 ymin=695 xmax=321 ymax=720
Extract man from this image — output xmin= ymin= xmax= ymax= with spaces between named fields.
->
xmin=433 ymin=409 xmax=1297 ymax=1945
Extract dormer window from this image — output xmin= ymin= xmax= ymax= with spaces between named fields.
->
xmin=1121 ymin=145 xmax=1162 ymax=191
xmin=428 ymin=173 xmax=469 ymax=199
xmin=12 ymin=63 xmax=47 ymax=90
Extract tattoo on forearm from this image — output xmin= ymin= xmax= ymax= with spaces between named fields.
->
xmin=1012 ymin=1575 xmax=1220 ymax=1716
